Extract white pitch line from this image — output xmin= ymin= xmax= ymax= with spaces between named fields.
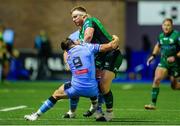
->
xmin=23 ymin=107 xmax=180 ymax=112
xmin=0 ymin=105 xmax=27 ymax=112
xmin=121 ymin=84 xmax=133 ymax=90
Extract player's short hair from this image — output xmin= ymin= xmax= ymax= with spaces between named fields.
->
xmin=70 ymin=5 xmax=87 ymax=14
xmin=61 ymin=38 xmax=74 ymax=51
xmin=163 ymin=18 xmax=173 ymax=25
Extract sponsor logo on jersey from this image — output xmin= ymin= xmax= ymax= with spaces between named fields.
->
xmin=163 ymin=37 xmax=168 ymax=41
xmin=160 ymin=40 xmax=163 ymax=44
xmin=75 ymin=68 xmax=88 ymax=75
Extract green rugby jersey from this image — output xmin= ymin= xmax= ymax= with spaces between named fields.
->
xmin=158 ymin=30 xmax=180 ymax=59
xmin=79 ymin=17 xmax=112 ymax=44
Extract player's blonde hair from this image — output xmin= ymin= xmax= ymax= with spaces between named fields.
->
xmin=70 ymin=5 xmax=87 ymax=14
xmin=163 ymin=18 xmax=173 ymax=25
xmin=70 ymin=5 xmax=91 ymax=17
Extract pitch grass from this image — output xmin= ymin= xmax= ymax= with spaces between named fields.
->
xmin=0 ymin=81 xmax=180 ymax=125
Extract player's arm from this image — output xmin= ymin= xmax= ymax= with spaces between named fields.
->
xmin=63 ymin=51 xmax=70 ymax=71
xmin=147 ymin=43 xmax=160 ymax=66
xmin=99 ymin=35 xmax=119 ymax=52
xmin=176 ymin=51 xmax=180 ymax=58
xmin=167 ymin=51 xmax=180 ymax=63
xmin=84 ymin=27 xmax=94 ymax=43
xmin=176 ymin=35 xmax=180 ymax=58
xmin=167 ymin=35 xmax=180 ymax=63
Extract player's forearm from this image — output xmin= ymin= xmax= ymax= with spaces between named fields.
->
xmin=63 ymin=51 xmax=68 ymax=64
xmin=176 ymin=51 xmax=180 ymax=58
xmin=84 ymin=36 xmax=92 ymax=43
xmin=99 ymin=43 xmax=113 ymax=52
xmin=99 ymin=35 xmax=119 ymax=52
xmin=152 ymin=43 xmax=160 ymax=56
xmin=84 ymin=27 xmax=94 ymax=43
xmin=63 ymin=51 xmax=70 ymax=70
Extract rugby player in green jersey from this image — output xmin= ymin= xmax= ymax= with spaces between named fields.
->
xmin=145 ymin=18 xmax=180 ymax=110
xmin=63 ymin=6 xmax=123 ymax=121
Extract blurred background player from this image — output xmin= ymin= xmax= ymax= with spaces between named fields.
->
xmin=0 ymin=21 xmax=11 ymax=82
xmin=24 ymin=35 xmax=120 ymax=121
xmin=63 ymin=6 xmax=123 ymax=121
xmin=34 ymin=29 xmax=52 ymax=80
xmin=145 ymin=18 xmax=180 ymax=110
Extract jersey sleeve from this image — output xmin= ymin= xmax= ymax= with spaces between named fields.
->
xmin=84 ymin=19 xmax=93 ymax=30
xmin=85 ymin=43 xmax=100 ymax=54
xmin=68 ymin=30 xmax=80 ymax=42
xmin=156 ymin=36 xmax=160 ymax=43
xmin=156 ymin=34 xmax=161 ymax=46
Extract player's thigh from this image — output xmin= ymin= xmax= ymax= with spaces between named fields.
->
xmin=153 ymin=67 xmax=168 ymax=86
xmin=63 ymin=81 xmax=80 ymax=98
xmin=100 ymin=70 xmax=115 ymax=94
xmin=52 ymin=84 xmax=67 ymax=99
xmin=155 ymin=67 xmax=168 ymax=79
xmin=53 ymin=81 xmax=72 ymax=99
xmin=170 ymin=76 xmax=178 ymax=86
xmin=103 ymin=50 xmax=123 ymax=73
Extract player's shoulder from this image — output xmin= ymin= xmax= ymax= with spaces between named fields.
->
xmin=85 ymin=17 xmax=92 ymax=23
xmin=81 ymin=42 xmax=91 ymax=47
xmin=172 ymin=30 xmax=179 ymax=35
xmin=173 ymin=29 xmax=179 ymax=33
xmin=85 ymin=17 xmax=99 ymax=23
xmin=81 ymin=43 xmax=97 ymax=50
xmin=158 ymin=32 xmax=164 ymax=38
xmin=170 ymin=30 xmax=179 ymax=39
xmin=84 ymin=18 xmax=92 ymax=27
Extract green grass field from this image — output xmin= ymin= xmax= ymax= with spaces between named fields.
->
xmin=0 ymin=81 xmax=180 ymax=125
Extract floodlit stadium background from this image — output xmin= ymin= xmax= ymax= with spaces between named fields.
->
xmin=0 ymin=1 xmax=180 ymax=125
xmin=0 ymin=0 xmax=179 ymax=81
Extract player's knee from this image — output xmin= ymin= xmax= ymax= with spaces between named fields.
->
xmin=153 ymin=77 xmax=161 ymax=85
xmin=171 ymin=85 xmax=176 ymax=90
xmin=52 ymin=90 xmax=60 ymax=100
xmin=100 ymin=82 xmax=111 ymax=94
xmin=100 ymin=86 xmax=110 ymax=94
xmin=171 ymin=82 xmax=178 ymax=90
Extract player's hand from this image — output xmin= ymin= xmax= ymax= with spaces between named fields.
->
xmin=167 ymin=56 xmax=175 ymax=63
xmin=74 ymin=40 xmax=81 ymax=45
xmin=146 ymin=56 xmax=154 ymax=66
xmin=111 ymin=35 xmax=119 ymax=49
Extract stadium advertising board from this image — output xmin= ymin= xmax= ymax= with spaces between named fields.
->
xmin=138 ymin=1 xmax=180 ymax=25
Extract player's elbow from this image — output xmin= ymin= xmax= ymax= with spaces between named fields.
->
xmin=84 ymin=35 xmax=92 ymax=43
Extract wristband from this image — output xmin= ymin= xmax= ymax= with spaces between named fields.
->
xmin=151 ymin=54 xmax=156 ymax=58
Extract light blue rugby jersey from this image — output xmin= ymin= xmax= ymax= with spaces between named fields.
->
xmin=67 ymin=43 xmax=100 ymax=90
xmin=68 ymin=30 xmax=79 ymax=41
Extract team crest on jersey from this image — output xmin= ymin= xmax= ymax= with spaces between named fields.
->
xmin=114 ymin=67 xmax=119 ymax=72
xmin=174 ymin=71 xmax=178 ymax=77
xmin=169 ymin=38 xmax=174 ymax=44
xmin=105 ymin=62 xmax=109 ymax=66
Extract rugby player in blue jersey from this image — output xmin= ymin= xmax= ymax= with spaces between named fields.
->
xmin=24 ymin=35 xmax=119 ymax=121
xmin=65 ymin=6 xmax=123 ymax=121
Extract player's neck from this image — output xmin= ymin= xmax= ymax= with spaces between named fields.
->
xmin=68 ymin=45 xmax=76 ymax=50
xmin=164 ymin=30 xmax=173 ymax=36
